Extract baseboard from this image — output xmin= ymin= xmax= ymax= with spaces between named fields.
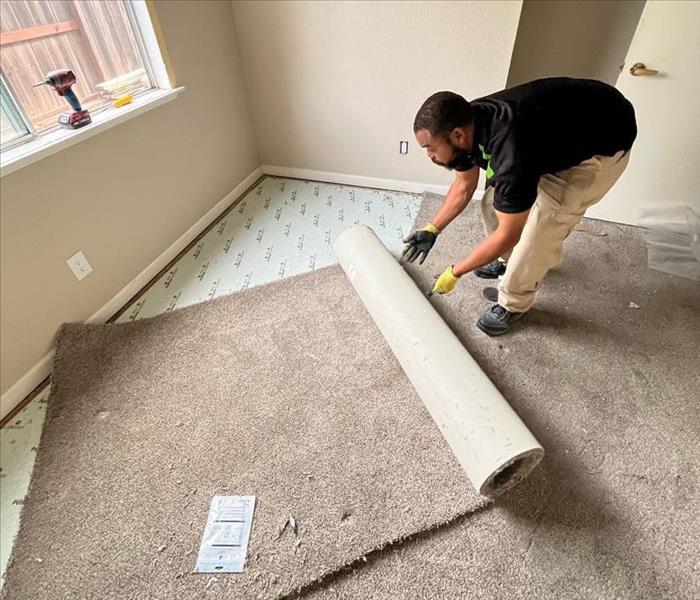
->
xmin=262 ymin=164 xmax=453 ymax=195
xmin=86 ymin=166 xmax=262 ymax=325
xmin=0 ymin=354 xmax=54 ymax=423
xmin=0 ymin=166 xmax=263 ymax=423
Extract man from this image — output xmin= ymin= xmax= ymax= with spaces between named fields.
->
xmin=403 ymin=77 xmax=636 ymax=336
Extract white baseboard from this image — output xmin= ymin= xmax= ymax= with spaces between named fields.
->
xmin=262 ymin=164 xmax=452 ymax=195
xmin=0 ymin=166 xmax=263 ymax=422
xmin=85 ymin=166 xmax=262 ymax=325
xmin=0 ymin=353 xmax=55 ymax=422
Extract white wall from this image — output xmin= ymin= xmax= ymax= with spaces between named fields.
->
xmin=0 ymin=0 xmax=259 ymax=394
xmin=231 ymin=0 xmax=523 ymax=187
xmin=507 ymin=0 xmax=645 ymax=87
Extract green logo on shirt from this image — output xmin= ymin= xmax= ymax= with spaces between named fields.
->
xmin=478 ymin=144 xmax=494 ymax=179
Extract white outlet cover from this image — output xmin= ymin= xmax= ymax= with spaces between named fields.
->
xmin=66 ymin=250 xmax=93 ymax=281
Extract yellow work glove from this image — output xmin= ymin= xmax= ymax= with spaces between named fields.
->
xmin=431 ymin=266 xmax=460 ymax=295
xmin=402 ymin=222 xmax=440 ymax=264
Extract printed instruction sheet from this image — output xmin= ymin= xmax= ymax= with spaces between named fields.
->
xmin=196 ymin=495 xmax=256 ymax=573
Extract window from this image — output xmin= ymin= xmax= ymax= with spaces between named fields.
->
xmin=0 ymin=71 xmax=31 ymax=145
xmin=0 ymin=0 xmax=168 ymax=150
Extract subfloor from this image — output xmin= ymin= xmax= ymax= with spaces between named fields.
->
xmin=0 ymin=176 xmax=422 ymax=582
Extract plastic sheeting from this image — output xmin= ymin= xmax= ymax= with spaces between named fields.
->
xmin=638 ymin=205 xmax=700 ymax=281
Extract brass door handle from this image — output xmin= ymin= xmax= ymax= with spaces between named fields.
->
xmin=630 ymin=62 xmax=658 ymax=76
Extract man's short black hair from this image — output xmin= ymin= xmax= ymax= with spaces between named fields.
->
xmin=413 ymin=91 xmax=474 ymax=136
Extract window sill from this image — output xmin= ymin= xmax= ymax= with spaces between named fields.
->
xmin=0 ymin=87 xmax=185 ymax=178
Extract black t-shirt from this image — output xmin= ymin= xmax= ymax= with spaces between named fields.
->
xmin=466 ymin=77 xmax=637 ymax=213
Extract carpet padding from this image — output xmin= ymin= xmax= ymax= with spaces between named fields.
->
xmin=1 ymin=265 xmax=484 ymax=600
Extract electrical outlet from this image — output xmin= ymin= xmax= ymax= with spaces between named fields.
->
xmin=66 ymin=250 xmax=93 ymax=281
xmin=399 ymin=140 xmax=409 ymax=155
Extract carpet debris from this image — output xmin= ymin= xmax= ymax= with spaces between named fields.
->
xmin=278 ymin=516 xmax=299 ymax=538
xmin=629 ymin=302 xmax=640 ymax=309
xmin=278 ymin=499 xmax=494 ymax=600
xmin=205 ymin=576 xmax=218 ymax=590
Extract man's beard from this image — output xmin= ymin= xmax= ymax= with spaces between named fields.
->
xmin=432 ymin=141 xmax=476 ymax=171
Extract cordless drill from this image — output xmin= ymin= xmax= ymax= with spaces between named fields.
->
xmin=33 ymin=69 xmax=92 ymax=129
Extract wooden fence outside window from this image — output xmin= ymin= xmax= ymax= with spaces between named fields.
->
xmin=0 ymin=0 xmax=151 ymax=135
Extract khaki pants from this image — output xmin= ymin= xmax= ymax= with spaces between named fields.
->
xmin=480 ymin=150 xmax=630 ymax=313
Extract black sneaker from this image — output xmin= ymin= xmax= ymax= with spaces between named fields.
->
xmin=476 ymin=304 xmax=526 ymax=336
xmin=482 ymin=286 xmax=499 ymax=302
xmin=474 ymin=260 xmax=507 ymax=279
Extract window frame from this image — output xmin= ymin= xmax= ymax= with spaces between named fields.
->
xmin=0 ymin=0 xmax=175 ymax=156
xmin=123 ymin=0 xmax=159 ymax=91
xmin=0 ymin=71 xmax=35 ymax=150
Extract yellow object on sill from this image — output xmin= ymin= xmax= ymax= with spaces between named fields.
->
xmin=113 ymin=94 xmax=134 ymax=108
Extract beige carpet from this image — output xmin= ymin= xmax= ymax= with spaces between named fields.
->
xmin=4 ymin=193 xmax=699 ymax=600
xmin=299 ymin=193 xmax=700 ymax=599
xmin=1 ymin=265 xmax=488 ymax=600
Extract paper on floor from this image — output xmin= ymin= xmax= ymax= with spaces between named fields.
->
xmin=196 ymin=495 xmax=256 ymax=573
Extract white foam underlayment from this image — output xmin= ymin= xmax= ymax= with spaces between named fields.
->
xmin=0 ymin=173 xmax=430 ymax=584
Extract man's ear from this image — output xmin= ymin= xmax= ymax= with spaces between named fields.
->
xmin=449 ymin=127 xmax=468 ymax=148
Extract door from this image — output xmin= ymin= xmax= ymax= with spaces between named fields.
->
xmin=586 ymin=0 xmax=700 ymax=226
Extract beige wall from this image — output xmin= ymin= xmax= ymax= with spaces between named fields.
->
xmin=231 ymin=0 xmax=523 ymax=187
xmin=1 ymin=0 xmax=526 ymax=397
xmin=0 ymin=0 xmax=259 ymax=394
xmin=507 ymin=0 xmax=645 ymax=87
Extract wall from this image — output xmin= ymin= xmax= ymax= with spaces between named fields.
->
xmin=231 ymin=0 xmax=523 ymax=187
xmin=0 ymin=0 xmax=259 ymax=394
xmin=507 ymin=0 xmax=645 ymax=87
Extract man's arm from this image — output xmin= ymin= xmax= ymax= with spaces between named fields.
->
xmin=452 ymin=209 xmax=529 ymax=276
xmin=402 ymin=166 xmax=479 ymax=264
xmin=429 ymin=166 xmax=479 ymax=231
